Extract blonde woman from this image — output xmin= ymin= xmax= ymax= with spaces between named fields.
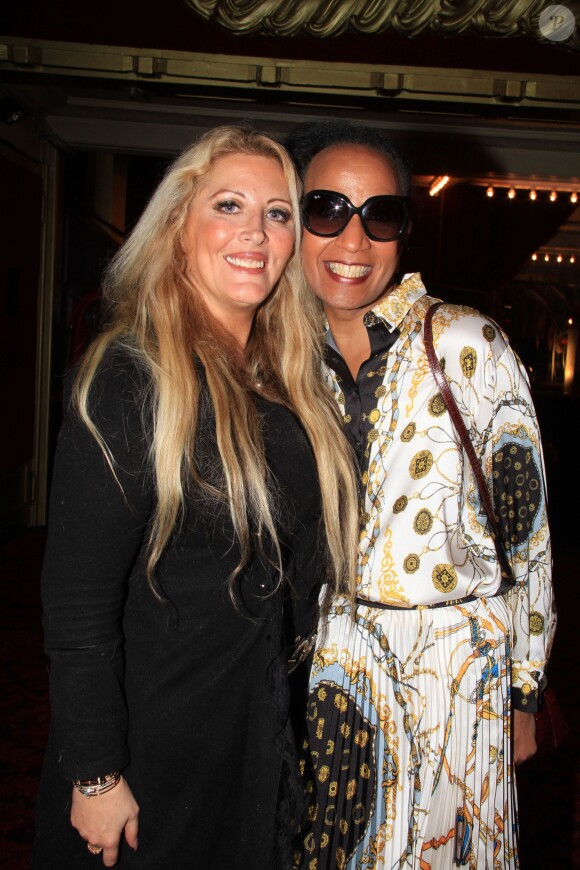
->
xmin=32 ymin=126 xmax=358 ymax=870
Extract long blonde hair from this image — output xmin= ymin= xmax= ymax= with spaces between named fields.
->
xmin=74 ymin=125 xmax=358 ymax=599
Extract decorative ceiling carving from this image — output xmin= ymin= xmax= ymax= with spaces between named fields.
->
xmin=185 ymin=0 xmax=578 ymax=49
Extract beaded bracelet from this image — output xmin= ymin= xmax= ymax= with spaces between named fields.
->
xmin=73 ymin=771 xmax=121 ymax=798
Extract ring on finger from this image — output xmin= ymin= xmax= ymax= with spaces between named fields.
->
xmin=87 ymin=843 xmax=103 ymax=855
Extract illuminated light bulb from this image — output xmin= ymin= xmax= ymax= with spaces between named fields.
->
xmin=569 ymin=318 xmax=574 ymax=326
xmin=544 ymin=254 xmax=550 ymax=262
xmin=508 ymin=188 xmax=516 ymax=200
xmin=550 ymin=190 xmax=557 ymax=202
xmin=429 ymin=175 xmax=450 ymax=197
xmin=570 ymin=256 xmax=576 ymax=264
xmin=529 ymin=189 xmax=537 ymax=201
xmin=486 ymin=186 xmax=494 ymax=198
xmin=571 ymin=192 xmax=578 ymax=204
xmin=557 ymin=255 xmax=563 ymax=263
xmin=531 ymin=253 xmax=538 ymax=261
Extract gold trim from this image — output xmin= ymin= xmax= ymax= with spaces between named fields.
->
xmin=185 ymin=0 xmax=578 ymax=48
xmin=1 ymin=38 xmax=579 ymax=110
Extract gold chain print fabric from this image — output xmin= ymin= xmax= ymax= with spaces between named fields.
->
xmin=296 ymin=597 xmax=516 ymax=869
xmin=295 ymin=274 xmax=555 ymax=870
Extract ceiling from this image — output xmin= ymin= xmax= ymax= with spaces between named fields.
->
xmin=1 ymin=1 xmax=580 ymax=288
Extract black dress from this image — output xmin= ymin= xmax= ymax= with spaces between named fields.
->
xmin=32 ymin=348 xmax=323 ymax=870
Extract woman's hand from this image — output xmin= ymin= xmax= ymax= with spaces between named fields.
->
xmin=513 ymin=708 xmax=537 ymax=765
xmin=71 ymin=776 xmax=139 ymax=866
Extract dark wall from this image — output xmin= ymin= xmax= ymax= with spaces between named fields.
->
xmin=0 ymin=155 xmax=41 ymax=474
xmin=0 ymin=152 xmax=42 ymax=534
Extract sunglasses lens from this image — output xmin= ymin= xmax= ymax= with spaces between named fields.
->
xmin=363 ymin=198 xmax=406 ymax=241
xmin=304 ymin=193 xmax=349 ymax=236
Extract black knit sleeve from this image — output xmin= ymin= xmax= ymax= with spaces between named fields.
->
xmin=41 ymin=349 xmax=154 ymax=780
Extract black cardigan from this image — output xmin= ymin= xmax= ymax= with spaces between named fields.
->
xmin=32 ymin=348 xmax=324 ymax=870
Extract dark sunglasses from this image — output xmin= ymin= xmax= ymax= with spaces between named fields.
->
xmin=301 ymin=189 xmax=410 ymax=242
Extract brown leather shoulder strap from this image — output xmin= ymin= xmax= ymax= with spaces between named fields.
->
xmin=424 ymin=301 xmax=514 ymax=585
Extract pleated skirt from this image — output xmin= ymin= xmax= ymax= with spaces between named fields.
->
xmin=294 ymin=595 xmax=518 ymax=870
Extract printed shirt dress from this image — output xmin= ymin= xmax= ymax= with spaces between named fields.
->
xmin=295 ymin=273 xmax=555 ymax=870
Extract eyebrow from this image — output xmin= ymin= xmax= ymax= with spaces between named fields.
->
xmin=210 ymin=188 xmax=292 ymax=204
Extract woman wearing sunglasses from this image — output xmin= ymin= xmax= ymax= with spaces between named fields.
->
xmin=286 ymin=121 xmax=555 ymax=870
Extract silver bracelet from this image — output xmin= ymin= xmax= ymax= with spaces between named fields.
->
xmin=73 ymin=771 xmax=121 ymax=798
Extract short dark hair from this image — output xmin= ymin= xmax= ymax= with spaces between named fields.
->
xmin=285 ymin=120 xmax=412 ymax=197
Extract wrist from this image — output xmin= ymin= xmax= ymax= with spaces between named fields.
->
xmin=72 ymin=771 xmax=122 ymax=798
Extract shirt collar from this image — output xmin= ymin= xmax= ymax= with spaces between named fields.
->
xmin=323 ymin=272 xmax=427 ymax=344
xmin=366 ymin=272 xmax=427 ymax=332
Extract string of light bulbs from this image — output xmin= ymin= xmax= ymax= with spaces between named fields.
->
xmin=531 ymin=252 xmax=576 ymax=264
xmin=426 ymin=178 xmax=579 ymax=203
xmin=486 ymin=186 xmax=578 ymax=204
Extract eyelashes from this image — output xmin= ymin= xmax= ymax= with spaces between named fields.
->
xmin=267 ymin=207 xmax=292 ymax=223
xmin=213 ymin=200 xmax=292 ymax=223
xmin=214 ymin=199 xmax=239 ymax=214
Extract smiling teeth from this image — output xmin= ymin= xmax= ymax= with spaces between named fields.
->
xmin=226 ymin=256 xmax=265 ymax=268
xmin=328 ymin=262 xmax=371 ymax=278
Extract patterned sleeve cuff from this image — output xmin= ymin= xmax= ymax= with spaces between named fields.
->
xmin=511 ymin=685 xmax=539 ymax=713
xmin=511 ymin=659 xmax=546 ymax=713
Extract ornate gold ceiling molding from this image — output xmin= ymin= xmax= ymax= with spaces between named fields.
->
xmin=185 ymin=0 xmax=578 ymax=47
